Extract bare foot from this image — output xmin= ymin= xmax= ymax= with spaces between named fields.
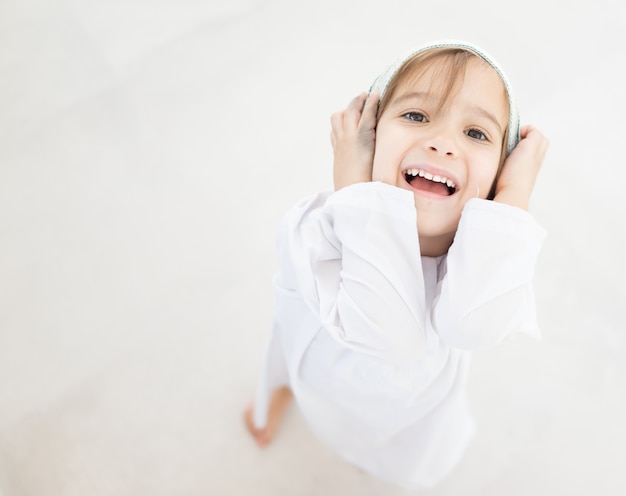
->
xmin=244 ymin=386 xmax=293 ymax=447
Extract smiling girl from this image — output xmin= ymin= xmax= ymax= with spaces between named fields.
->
xmin=245 ymin=40 xmax=548 ymax=490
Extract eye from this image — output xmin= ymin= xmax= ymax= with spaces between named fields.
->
xmin=403 ymin=111 xmax=428 ymax=123
xmin=465 ymin=128 xmax=488 ymax=141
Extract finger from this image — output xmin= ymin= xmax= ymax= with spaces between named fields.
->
xmin=344 ymin=92 xmax=368 ymax=126
xmin=519 ymin=124 xmax=535 ymax=140
xmin=520 ymin=125 xmax=549 ymax=154
xmin=519 ymin=125 xmax=529 ymax=139
xmin=330 ymin=110 xmax=344 ymax=135
xmin=346 ymin=92 xmax=367 ymax=112
xmin=359 ymin=91 xmax=380 ymax=131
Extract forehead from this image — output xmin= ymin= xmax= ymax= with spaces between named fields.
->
xmin=396 ymin=54 xmax=504 ymax=100
xmin=390 ymin=54 xmax=509 ymax=124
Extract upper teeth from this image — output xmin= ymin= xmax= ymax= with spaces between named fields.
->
xmin=405 ymin=168 xmax=456 ymax=189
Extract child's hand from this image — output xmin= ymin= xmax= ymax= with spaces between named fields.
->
xmin=493 ymin=125 xmax=548 ymax=210
xmin=330 ymin=92 xmax=379 ymax=190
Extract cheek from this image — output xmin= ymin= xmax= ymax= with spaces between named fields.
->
xmin=371 ymin=137 xmax=391 ymax=179
xmin=466 ymin=155 xmax=501 ymax=198
xmin=371 ymin=150 xmax=387 ymax=180
xmin=474 ymin=153 xmax=501 ymax=182
xmin=371 ymin=125 xmax=401 ymax=179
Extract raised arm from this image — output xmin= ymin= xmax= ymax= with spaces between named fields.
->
xmin=433 ymin=125 xmax=549 ymax=350
xmin=279 ymin=183 xmax=429 ymax=364
xmin=276 ymin=92 xmax=428 ymax=364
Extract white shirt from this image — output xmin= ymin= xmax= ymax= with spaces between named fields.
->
xmin=253 ymin=182 xmax=546 ymax=489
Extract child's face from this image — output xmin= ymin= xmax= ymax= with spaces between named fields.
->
xmin=372 ymin=57 xmax=508 ymax=256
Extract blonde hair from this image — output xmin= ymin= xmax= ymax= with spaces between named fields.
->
xmin=376 ymin=48 xmax=509 ymax=199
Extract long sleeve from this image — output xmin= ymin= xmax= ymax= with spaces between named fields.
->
xmin=276 ymin=182 xmax=428 ymax=364
xmin=433 ymin=198 xmax=546 ymax=350
xmin=260 ymin=185 xmax=541 ymax=490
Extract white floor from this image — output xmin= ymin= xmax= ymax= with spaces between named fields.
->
xmin=1 ymin=0 xmax=625 ymax=494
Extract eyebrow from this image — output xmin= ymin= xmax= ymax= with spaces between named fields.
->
xmin=470 ymin=105 xmax=505 ymax=136
xmin=390 ymin=91 xmax=431 ymax=106
xmin=390 ymin=91 xmax=505 ymax=136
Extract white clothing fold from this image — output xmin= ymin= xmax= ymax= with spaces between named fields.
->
xmin=253 ymin=182 xmax=546 ymax=489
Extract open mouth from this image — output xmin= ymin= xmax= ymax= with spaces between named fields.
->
xmin=404 ymin=168 xmax=457 ymax=196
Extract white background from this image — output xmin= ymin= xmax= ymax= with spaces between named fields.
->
xmin=1 ymin=0 xmax=625 ymax=494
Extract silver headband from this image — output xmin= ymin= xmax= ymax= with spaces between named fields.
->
xmin=369 ymin=40 xmax=520 ymax=156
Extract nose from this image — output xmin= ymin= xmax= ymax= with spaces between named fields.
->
xmin=424 ymin=127 xmax=457 ymax=157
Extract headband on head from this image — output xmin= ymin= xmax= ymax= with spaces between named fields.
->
xmin=369 ymin=40 xmax=520 ymax=156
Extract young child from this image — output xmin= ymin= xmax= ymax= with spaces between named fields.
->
xmin=244 ymin=40 xmax=548 ymax=490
